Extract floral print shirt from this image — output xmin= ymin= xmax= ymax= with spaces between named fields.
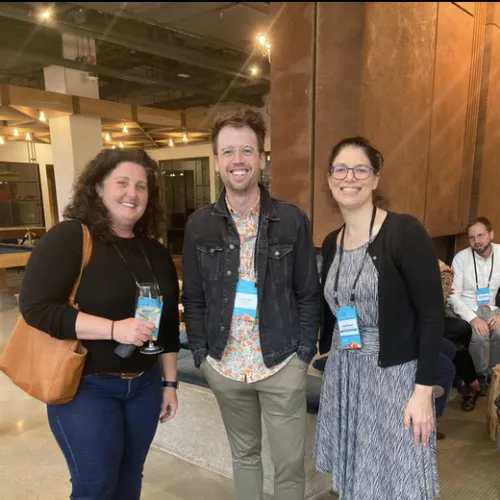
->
xmin=207 ymin=194 xmax=293 ymax=382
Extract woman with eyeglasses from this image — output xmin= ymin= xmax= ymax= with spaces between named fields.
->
xmin=313 ymin=136 xmax=443 ymax=499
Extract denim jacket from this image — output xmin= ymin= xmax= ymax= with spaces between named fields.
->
xmin=182 ymin=185 xmax=322 ymax=368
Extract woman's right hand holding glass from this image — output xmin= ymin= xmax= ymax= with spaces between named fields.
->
xmin=113 ymin=318 xmax=155 ymax=346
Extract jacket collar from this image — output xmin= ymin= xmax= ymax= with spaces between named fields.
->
xmin=212 ymin=183 xmax=279 ymax=221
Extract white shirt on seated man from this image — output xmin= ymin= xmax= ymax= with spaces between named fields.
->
xmin=449 ymin=217 xmax=500 ymax=386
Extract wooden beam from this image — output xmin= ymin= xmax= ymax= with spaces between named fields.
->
xmin=78 ymin=97 xmax=133 ymax=122
xmin=2 ymin=85 xmax=73 ymax=113
xmin=0 ymin=84 xmax=211 ymax=136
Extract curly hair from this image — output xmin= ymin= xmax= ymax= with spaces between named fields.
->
xmin=63 ymin=148 xmax=165 ymax=242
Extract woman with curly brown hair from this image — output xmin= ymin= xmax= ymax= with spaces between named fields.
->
xmin=19 ymin=148 xmax=180 ymax=500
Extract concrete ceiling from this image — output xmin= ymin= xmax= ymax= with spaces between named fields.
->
xmin=0 ymin=2 xmax=271 ymax=112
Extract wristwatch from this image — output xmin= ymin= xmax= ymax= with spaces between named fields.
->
xmin=162 ymin=380 xmax=179 ymax=389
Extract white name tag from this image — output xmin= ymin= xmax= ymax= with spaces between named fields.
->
xmin=233 ymin=280 xmax=258 ymax=320
xmin=476 ymin=287 xmax=490 ymax=307
xmin=337 ymin=305 xmax=362 ymax=349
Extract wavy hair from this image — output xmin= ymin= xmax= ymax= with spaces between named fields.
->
xmin=63 ymin=148 xmax=165 ymax=242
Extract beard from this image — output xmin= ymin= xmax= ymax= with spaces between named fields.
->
xmin=474 ymin=242 xmax=492 ymax=256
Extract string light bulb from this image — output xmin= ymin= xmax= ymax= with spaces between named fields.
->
xmin=26 ymin=133 xmax=32 ymax=141
xmin=0 ymin=137 xmax=4 ymax=145
xmin=250 ymin=65 xmax=260 ymax=77
xmin=122 ymin=124 xmax=128 ymax=134
xmin=105 ymin=133 xmax=111 ymax=142
xmin=39 ymin=111 xmax=46 ymax=122
xmin=169 ymin=138 xmax=174 ymax=147
xmin=183 ymin=133 xmax=188 ymax=143
xmin=119 ymin=142 xmax=124 ymax=148
xmin=256 ymin=33 xmax=271 ymax=62
xmin=13 ymin=128 xmax=19 ymax=137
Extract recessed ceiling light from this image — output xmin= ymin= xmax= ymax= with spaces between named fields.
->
xmin=177 ymin=73 xmax=191 ymax=79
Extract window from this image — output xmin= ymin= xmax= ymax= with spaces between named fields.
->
xmin=0 ymin=162 xmax=45 ymax=228
xmin=159 ymin=157 xmax=210 ymax=255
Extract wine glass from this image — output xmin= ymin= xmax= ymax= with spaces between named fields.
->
xmin=136 ymin=282 xmax=164 ymax=355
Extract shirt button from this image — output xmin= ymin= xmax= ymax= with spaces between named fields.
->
xmin=229 ymin=244 xmax=235 ymax=250
xmin=227 ymin=270 xmax=232 ymax=277
xmin=372 ymin=256 xmax=377 ymax=260
xmin=223 ymin=298 xmax=229 ymax=303
xmin=210 ymin=248 xmax=215 ymax=254
xmin=220 ymin=326 xmax=225 ymax=332
xmin=275 ymin=250 xmax=280 ymax=256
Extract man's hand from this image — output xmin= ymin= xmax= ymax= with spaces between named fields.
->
xmin=471 ymin=317 xmax=490 ymax=338
xmin=488 ymin=315 xmax=500 ymax=331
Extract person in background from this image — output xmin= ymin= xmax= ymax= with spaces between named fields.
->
xmin=20 ymin=148 xmax=180 ymax=500
xmin=314 ymin=136 xmax=442 ymax=499
xmin=448 ymin=217 xmax=500 ymax=395
xmin=182 ymin=107 xmax=321 ymax=500
xmin=440 ymin=260 xmax=481 ymax=411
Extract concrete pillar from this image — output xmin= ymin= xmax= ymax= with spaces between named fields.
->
xmin=43 ymin=34 xmax=103 ymax=220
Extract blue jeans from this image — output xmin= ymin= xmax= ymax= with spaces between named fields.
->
xmin=47 ymin=363 xmax=162 ymax=500
xmin=435 ymin=339 xmax=456 ymax=418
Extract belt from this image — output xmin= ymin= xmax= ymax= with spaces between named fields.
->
xmin=99 ymin=371 xmax=146 ymax=380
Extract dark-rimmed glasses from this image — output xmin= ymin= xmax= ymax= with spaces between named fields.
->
xmin=328 ymin=164 xmax=374 ymax=180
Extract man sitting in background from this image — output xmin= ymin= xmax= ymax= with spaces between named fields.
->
xmin=449 ymin=217 xmax=500 ymax=394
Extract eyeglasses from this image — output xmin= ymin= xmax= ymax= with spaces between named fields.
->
xmin=218 ymin=145 xmax=260 ymax=159
xmin=328 ymin=164 xmax=374 ymax=180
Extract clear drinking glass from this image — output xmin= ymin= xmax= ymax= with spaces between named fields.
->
xmin=136 ymin=282 xmax=164 ymax=355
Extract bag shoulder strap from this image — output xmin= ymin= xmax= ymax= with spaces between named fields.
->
xmin=69 ymin=224 xmax=92 ymax=307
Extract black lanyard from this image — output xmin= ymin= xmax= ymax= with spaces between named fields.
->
xmin=112 ymin=239 xmax=160 ymax=290
xmin=333 ymin=205 xmax=377 ymax=308
xmin=472 ymin=248 xmax=494 ymax=290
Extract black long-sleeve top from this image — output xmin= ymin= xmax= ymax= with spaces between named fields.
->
xmin=319 ymin=212 xmax=444 ymax=386
xmin=19 ymin=220 xmax=180 ymax=374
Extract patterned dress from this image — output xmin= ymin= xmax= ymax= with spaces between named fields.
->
xmin=314 ymin=243 xmax=439 ymax=500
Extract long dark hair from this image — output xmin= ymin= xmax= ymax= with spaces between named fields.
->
xmin=63 ymin=148 xmax=165 ymax=242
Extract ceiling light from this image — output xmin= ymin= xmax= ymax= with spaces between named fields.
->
xmin=105 ymin=133 xmax=111 ymax=142
xmin=39 ymin=111 xmax=46 ymax=122
xmin=183 ymin=133 xmax=188 ymax=143
xmin=26 ymin=133 xmax=32 ymax=141
xmin=250 ymin=65 xmax=260 ymax=76
xmin=256 ymin=33 xmax=271 ymax=62
xmin=13 ymin=128 xmax=19 ymax=137
xmin=257 ymin=34 xmax=267 ymax=46
xmin=169 ymin=138 xmax=174 ymax=147
xmin=177 ymin=73 xmax=191 ymax=79
xmin=40 ymin=9 xmax=51 ymax=21
xmin=119 ymin=142 xmax=124 ymax=148
xmin=122 ymin=124 xmax=128 ymax=134
xmin=0 ymin=137 xmax=4 ymax=145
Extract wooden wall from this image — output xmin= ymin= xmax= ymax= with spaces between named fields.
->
xmin=271 ymin=2 xmax=495 ymax=248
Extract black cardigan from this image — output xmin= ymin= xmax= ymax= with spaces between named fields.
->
xmin=319 ymin=211 xmax=444 ymax=386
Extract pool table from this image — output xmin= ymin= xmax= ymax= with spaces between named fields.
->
xmin=0 ymin=243 xmax=33 ymax=290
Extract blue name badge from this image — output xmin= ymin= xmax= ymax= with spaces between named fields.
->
xmin=476 ymin=287 xmax=490 ymax=307
xmin=135 ymin=296 xmax=163 ymax=341
xmin=233 ymin=280 xmax=258 ymax=321
xmin=337 ymin=305 xmax=362 ymax=350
